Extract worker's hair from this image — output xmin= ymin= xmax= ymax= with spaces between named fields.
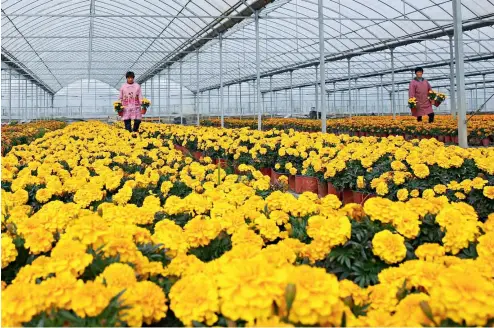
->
xmin=125 ymin=71 xmax=135 ymax=78
xmin=414 ymin=67 xmax=424 ymax=73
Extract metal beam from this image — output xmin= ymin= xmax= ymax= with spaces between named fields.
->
xmin=200 ymin=15 xmax=494 ymax=92
xmin=1 ymin=51 xmax=55 ymax=95
xmin=262 ymin=54 xmax=494 ymax=93
xmin=137 ymin=0 xmax=274 ymax=84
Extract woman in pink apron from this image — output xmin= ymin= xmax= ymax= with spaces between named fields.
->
xmin=119 ymin=71 xmax=143 ymax=132
xmin=408 ymin=67 xmax=435 ymax=123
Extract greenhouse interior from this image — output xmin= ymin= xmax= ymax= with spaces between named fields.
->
xmin=1 ymin=0 xmax=494 ymax=327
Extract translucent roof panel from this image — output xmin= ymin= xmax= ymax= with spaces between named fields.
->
xmin=1 ymin=0 xmax=257 ymax=92
xmin=2 ymin=0 xmax=494 ymax=97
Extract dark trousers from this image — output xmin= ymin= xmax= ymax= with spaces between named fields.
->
xmin=417 ymin=113 xmax=435 ymax=123
xmin=124 ymin=119 xmax=141 ymax=132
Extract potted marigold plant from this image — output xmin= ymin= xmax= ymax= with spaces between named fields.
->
xmin=434 ymin=92 xmax=446 ymax=107
xmin=428 ymin=90 xmax=437 ymax=103
xmin=114 ymin=100 xmax=124 ymax=117
xmin=141 ymin=98 xmax=151 ymax=114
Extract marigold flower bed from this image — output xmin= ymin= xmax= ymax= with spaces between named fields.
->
xmin=2 ymin=121 xmax=494 ymax=327
xmin=1 ymin=121 xmax=67 ymax=156
xmin=201 ymin=115 xmax=494 ymax=145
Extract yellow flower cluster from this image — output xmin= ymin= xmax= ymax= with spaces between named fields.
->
xmin=1 ymin=121 xmax=493 ymax=327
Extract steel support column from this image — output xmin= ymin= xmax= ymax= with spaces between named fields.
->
xmin=348 ymin=58 xmax=351 ymax=117
xmin=315 ymin=65 xmax=319 ymax=113
xmin=318 ymin=0 xmax=327 ymax=130
xmin=452 ymin=0 xmax=468 ymax=148
xmin=289 ymin=70 xmax=293 ymax=116
xmin=448 ymin=35 xmax=457 ymax=115
xmin=167 ymin=67 xmax=171 ymax=120
xmin=255 ymin=10 xmax=262 ymax=130
xmin=219 ymin=33 xmax=224 ymax=128
xmin=8 ymin=67 xmax=12 ymax=122
xmin=180 ymin=60 xmax=183 ymax=124
xmin=391 ymin=48 xmax=396 ymax=119
xmin=196 ymin=49 xmax=200 ymax=126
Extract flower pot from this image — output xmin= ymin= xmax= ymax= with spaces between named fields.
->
xmin=289 ymin=175 xmax=296 ymax=192
xmin=434 ymin=100 xmax=442 ymax=107
xmin=353 ymin=191 xmax=364 ymax=204
xmin=437 ymin=135 xmax=445 ymax=142
xmin=317 ymin=180 xmax=328 ymax=198
xmin=260 ymin=167 xmax=272 ymax=177
xmin=193 ymin=151 xmax=203 ymax=161
xmin=294 ymin=175 xmax=318 ymax=194
xmin=453 ymin=136 xmax=459 ymax=144
xmin=327 ymin=182 xmax=339 ymax=196
xmin=482 ymin=138 xmax=490 ymax=147
xmin=117 ymin=111 xmax=123 ymax=117
xmin=141 ymin=109 xmax=147 ymax=115
xmin=342 ymin=189 xmax=354 ymax=205
xmin=271 ymin=170 xmax=287 ymax=184
xmin=215 ymin=159 xmax=227 ymax=168
xmin=444 ymin=136 xmax=452 ymax=143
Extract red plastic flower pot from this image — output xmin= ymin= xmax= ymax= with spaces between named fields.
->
xmin=342 ymin=189 xmax=354 ymax=205
xmin=141 ymin=109 xmax=147 ymax=115
xmin=260 ymin=167 xmax=272 ymax=177
xmin=117 ymin=111 xmax=123 ymax=117
xmin=215 ymin=159 xmax=227 ymax=168
xmin=453 ymin=136 xmax=459 ymax=144
xmin=288 ymin=175 xmax=296 ymax=192
xmin=482 ymin=138 xmax=490 ymax=147
xmin=437 ymin=135 xmax=445 ymax=142
xmin=294 ymin=175 xmax=318 ymax=194
xmin=444 ymin=136 xmax=452 ymax=143
xmin=353 ymin=191 xmax=364 ymax=204
xmin=327 ymin=182 xmax=339 ymax=196
xmin=193 ymin=151 xmax=202 ymax=161
xmin=318 ymin=180 xmax=328 ymax=198
xmin=434 ymin=100 xmax=442 ymax=107
xmin=271 ymin=170 xmax=286 ymax=184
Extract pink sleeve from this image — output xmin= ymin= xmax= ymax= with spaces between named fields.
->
xmin=408 ymin=81 xmax=415 ymax=98
xmin=137 ymin=85 xmax=143 ymax=105
xmin=427 ymin=81 xmax=432 ymax=91
xmin=119 ymin=86 xmax=123 ymax=101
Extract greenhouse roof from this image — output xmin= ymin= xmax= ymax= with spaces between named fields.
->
xmin=1 ymin=0 xmax=494 ymax=95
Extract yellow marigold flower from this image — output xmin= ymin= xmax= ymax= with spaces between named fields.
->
xmin=415 ymin=243 xmax=445 ymax=261
xmin=422 ymin=188 xmax=435 ymax=200
xmin=70 ymin=280 xmax=113 ymax=318
xmin=411 ymin=163 xmax=430 ymax=179
xmin=169 ymin=273 xmax=219 ymax=326
xmin=391 ymin=160 xmax=407 ymax=171
xmin=410 ymin=189 xmax=419 ymax=198
xmin=184 ymin=216 xmax=222 ymax=248
xmin=96 ymin=263 xmax=137 ymax=292
xmin=455 ymin=192 xmax=466 ymax=200
xmin=121 ymin=281 xmax=168 ymax=326
xmin=356 ymin=176 xmax=365 ymax=189
xmin=483 ymin=213 xmax=494 ymax=233
xmin=286 ymin=265 xmax=340 ymax=325
xmin=1 ymin=233 xmax=18 ymax=268
xmin=35 ymin=188 xmax=53 ymax=204
xmin=255 ymin=214 xmax=280 ymax=241
xmin=471 ymin=177 xmax=488 ymax=189
xmin=376 ymin=181 xmax=389 ymax=196
xmin=428 ymin=268 xmax=494 ymax=326
xmin=307 ymin=215 xmax=351 ymax=248
xmin=217 ymin=258 xmax=284 ymax=323
xmin=483 ymin=186 xmax=494 ymax=199
xmin=160 ymin=180 xmax=174 ymax=196
xmin=433 ymin=184 xmax=447 ymax=194
xmin=396 ymin=188 xmax=408 ymax=201
xmin=372 ymin=230 xmax=406 ymax=264
xmin=393 ymin=293 xmax=434 ymax=327
xmin=477 ymin=231 xmax=494 ymax=260
xmin=1 ymin=282 xmax=44 ymax=327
